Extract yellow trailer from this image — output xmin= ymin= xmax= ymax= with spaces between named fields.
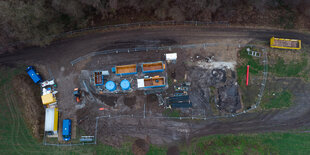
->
xmin=270 ymin=37 xmax=301 ymax=50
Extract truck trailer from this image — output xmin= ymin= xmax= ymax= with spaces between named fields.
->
xmin=270 ymin=37 xmax=301 ymax=50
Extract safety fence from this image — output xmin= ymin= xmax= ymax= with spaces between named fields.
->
xmin=44 ymin=42 xmax=268 ymax=146
xmin=43 ymin=132 xmax=96 ymax=146
xmin=70 ymin=43 xmax=219 ymax=65
xmin=41 ymin=21 xmax=269 ymax=146
xmin=60 ymin=20 xmax=229 ymax=37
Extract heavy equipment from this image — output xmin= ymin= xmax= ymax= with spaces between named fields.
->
xmin=73 ymin=88 xmax=81 ymax=103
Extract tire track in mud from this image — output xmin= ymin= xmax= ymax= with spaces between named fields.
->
xmin=8 ymin=87 xmax=45 ymax=153
xmin=3 ymin=85 xmax=24 ymax=154
xmin=3 ymin=85 xmax=58 ymax=154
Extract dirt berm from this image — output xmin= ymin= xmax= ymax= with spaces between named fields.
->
xmin=12 ymin=74 xmax=45 ymax=138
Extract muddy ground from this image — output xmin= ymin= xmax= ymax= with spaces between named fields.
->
xmin=1 ymin=26 xmax=310 ymax=146
xmin=12 ymin=74 xmax=45 ymax=138
xmin=73 ymin=42 xmax=246 ymax=145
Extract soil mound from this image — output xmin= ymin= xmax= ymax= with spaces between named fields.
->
xmin=12 ymin=74 xmax=44 ymax=138
xmin=132 ymin=138 xmax=149 ymax=155
xmin=167 ymin=146 xmax=180 ymax=155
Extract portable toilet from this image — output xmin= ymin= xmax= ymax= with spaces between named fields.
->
xmin=105 ymin=81 xmax=116 ymax=91
xmin=120 ymin=79 xmax=130 ymax=90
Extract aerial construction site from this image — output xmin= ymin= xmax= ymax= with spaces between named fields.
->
xmin=19 ymin=30 xmax=304 ymax=145
xmin=1 ymin=22 xmax=310 ymax=154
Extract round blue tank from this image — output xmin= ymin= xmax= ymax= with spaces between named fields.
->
xmin=105 ymin=81 xmax=116 ymax=91
xmin=120 ymin=79 xmax=131 ymax=90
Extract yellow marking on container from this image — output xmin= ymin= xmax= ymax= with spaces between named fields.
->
xmin=53 ymin=108 xmax=58 ymax=131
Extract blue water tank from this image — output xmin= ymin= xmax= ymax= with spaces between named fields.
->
xmin=105 ymin=81 xmax=116 ymax=91
xmin=120 ymin=79 xmax=130 ymax=90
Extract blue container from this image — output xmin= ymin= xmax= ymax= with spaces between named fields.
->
xmin=105 ymin=81 xmax=116 ymax=91
xmin=62 ymin=119 xmax=72 ymax=141
xmin=26 ymin=66 xmax=42 ymax=84
xmin=120 ymin=79 xmax=130 ymax=90
xmin=111 ymin=67 xmax=116 ymax=73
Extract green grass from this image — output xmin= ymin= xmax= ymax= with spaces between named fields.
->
xmin=147 ymin=145 xmax=167 ymax=155
xmin=261 ymin=91 xmax=293 ymax=109
xmin=163 ymin=109 xmax=181 ymax=117
xmin=269 ymin=58 xmax=307 ymax=77
xmin=237 ymin=47 xmax=308 ymax=84
xmin=237 ymin=47 xmax=264 ymax=85
xmin=182 ymin=132 xmax=310 ymax=154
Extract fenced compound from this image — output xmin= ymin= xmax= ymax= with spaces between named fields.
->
xmin=39 ymin=21 xmax=269 ymax=146
xmin=89 ymin=45 xmax=268 ymax=145
xmin=44 ymin=42 xmax=268 ymax=146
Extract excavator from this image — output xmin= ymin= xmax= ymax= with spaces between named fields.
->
xmin=73 ymin=88 xmax=81 ymax=103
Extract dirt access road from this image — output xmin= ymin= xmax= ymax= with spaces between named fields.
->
xmin=1 ymin=26 xmax=310 ymax=144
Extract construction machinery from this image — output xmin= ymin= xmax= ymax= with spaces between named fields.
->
xmin=73 ymin=88 xmax=81 ymax=103
xmin=270 ymin=37 xmax=301 ymax=50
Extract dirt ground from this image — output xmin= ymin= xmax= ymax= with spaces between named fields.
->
xmin=72 ymin=41 xmax=247 ymax=145
xmin=132 ymin=138 xmax=150 ymax=155
xmin=2 ymin=26 xmax=310 ymax=147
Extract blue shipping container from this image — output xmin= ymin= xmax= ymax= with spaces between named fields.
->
xmin=26 ymin=66 xmax=42 ymax=84
xmin=62 ymin=119 xmax=71 ymax=141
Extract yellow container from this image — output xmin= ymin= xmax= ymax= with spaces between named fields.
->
xmin=270 ymin=37 xmax=301 ymax=50
xmin=41 ymin=93 xmax=56 ymax=105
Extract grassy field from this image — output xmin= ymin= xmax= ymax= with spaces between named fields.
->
xmin=261 ymin=91 xmax=293 ymax=109
xmin=163 ymin=109 xmax=181 ymax=117
xmin=237 ymin=46 xmax=309 ymax=109
xmin=269 ymin=57 xmax=307 ymax=77
xmin=237 ymin=47 xmax=264 ymax=108
xmin=237 ymin=47 xmax=308 ymax=83
xmin=237 ymin=47 xmax=264 ymax=85
xmin=182 ymin=132 xmax=310 ymax=155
